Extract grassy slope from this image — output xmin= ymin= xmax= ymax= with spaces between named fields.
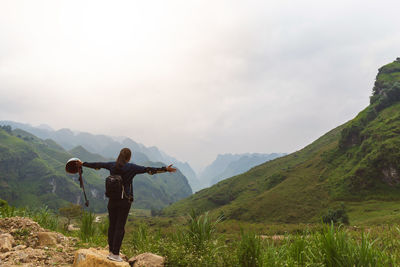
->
xmin=164 ymin=59 xmax=400 ymax=224
xmin=0 ymin=128 xmax=108 ymax=211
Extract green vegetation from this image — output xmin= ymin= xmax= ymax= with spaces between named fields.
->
xmin=79 ymin=210 xmax=96 ymax=242
xmin=59 ymin=203 xmax=83 ymax=230
xmin=0 ymin=127 xmax=108 ymax=212
xmin=2 ymin=198 xmax=400 ymax=266
xmin=164 ymin=59 xmax=400 ymax=224
xmin=123 ymin=212 xmax=399 ymax=266
xmin=322 ymin=204 xmax=349 ymax=225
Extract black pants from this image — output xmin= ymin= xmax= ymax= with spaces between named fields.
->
xmin=107 ymin=198 xmax=132 ymax=255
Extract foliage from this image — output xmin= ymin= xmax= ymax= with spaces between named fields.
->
xmin=79 ymin=210 xmax=96 ymax=242
xmin=185 ymin=209 xmax=221 ymax=252
xmin=32 ymin=206 xmax=60 ymax=231
xmin=59 ymin=203 xmax=83 ymax=230
xmin=237 ymin=229 xmax=264 ymax=267
xmin=322 ymin=204 xmax=350 ymax=225
xmin=0 ymin=125 xmax=11 ymax=134
xmin=97 ymin=216 xmax=109 ymax=236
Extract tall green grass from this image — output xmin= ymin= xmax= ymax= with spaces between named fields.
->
xmin=79 ymin=210 xmax=96 ymax=242
xmin=237 ymin=229 xmax=264 ymax=267
xmin=124 ymin=216 xmax=399 ymax=267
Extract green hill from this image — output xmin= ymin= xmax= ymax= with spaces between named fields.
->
xmin=0 ymin=128 xmax=192 ymax=212
xmin=164 ymin=58 xmax=400 ymax=224
xmin=0 ymin=127 xmax=107 ymax=212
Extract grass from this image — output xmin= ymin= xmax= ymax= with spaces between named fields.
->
xmin=2 ymin=201 xmax=400 ymax=266
xmin=122 ymin=212 xmax=400 ymax=266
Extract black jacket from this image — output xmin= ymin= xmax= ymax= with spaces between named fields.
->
xmin=83 ymin=162 xmax=167 ymax=197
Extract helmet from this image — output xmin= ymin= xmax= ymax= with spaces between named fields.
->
xmin=65 ymin=158 xmax=82 ymax=174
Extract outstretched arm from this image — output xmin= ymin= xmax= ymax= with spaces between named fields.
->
xmin=79 ymin=161 xmax=113 ymax=170
xmin=144 ymin=164 xmax=177 ymax=175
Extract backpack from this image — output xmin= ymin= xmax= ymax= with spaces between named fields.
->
xmin=105 ymin=175 xmax=133 ymax=203
xmin=105 ymin=175 xmax=124 ymax=199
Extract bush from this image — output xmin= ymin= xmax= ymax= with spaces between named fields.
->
xmin=322 ymin=204 xmax=349 ymax=225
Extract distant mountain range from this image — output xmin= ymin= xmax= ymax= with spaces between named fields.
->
xmin=0 ymin=121 xmax=201 ymax=192
xmin=0 ymin=121 xmax=286 ymax=194
xmin=198 ymin=153 xmax=285 ymax=189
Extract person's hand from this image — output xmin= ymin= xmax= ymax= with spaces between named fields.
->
xmin=166 ymin=164 xmax=177 ymax=173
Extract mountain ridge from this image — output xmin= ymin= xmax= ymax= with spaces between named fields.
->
xmin=0 ymin=121 xmax=200 ymax=192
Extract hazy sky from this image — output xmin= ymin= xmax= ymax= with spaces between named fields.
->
xmin=1 ymin=0 xmax=399 ymax=171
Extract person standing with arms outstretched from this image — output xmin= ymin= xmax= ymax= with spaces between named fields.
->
xmin=77 ymin=147 xmax=176 ymax=262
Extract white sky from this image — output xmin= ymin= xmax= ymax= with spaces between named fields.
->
xmin=0 ymin=0 xmax=399 ymax=172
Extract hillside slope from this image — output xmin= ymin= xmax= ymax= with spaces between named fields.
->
xmin=0 ymin=129 xmax=192 ymax=211
xmin=164 ymin=59 xmax=400 ymax=223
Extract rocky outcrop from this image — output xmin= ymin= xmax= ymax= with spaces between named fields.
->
xmin=128 ymin=253 xmax=165 ymax=267
xmin=0 ymin=217 xmax=166 ymax=267
xmin=0 ymin=233 xmax=14 ymax=252
xmin=37 ymin=231 xmax=62 ymax=246
xmin=0 ymin=217 xmax=76 ymax=266
xmin=73 ymin=248 xmax=129 ymax=267
xmin=72 ymin=249 xmax=166 ymax=267
xmin=382 ymin=166 xmax=400 ymax=186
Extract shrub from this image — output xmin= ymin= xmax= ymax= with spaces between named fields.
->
xmin=322 ymin=204 xmax=349 ymax=225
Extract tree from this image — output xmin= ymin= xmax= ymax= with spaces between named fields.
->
xmin=59 ymin=203 xmax=83 ymax=231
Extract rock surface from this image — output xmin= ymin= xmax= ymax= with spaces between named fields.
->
xmin=73 ymin=248 xmax=129 ymax=267
xmin=37 ymin=231 xmax=60 ymax=246
xmin=0 ymin=217 xmax=76 ymax=266
xmin=0 ymin=233 xmax=14 ymax=252
xmin=129 ymin=252 xmax=165 ymax=267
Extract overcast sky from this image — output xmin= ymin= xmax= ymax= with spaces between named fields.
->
xmin=0 ymin=0 xmax=399 ymax=172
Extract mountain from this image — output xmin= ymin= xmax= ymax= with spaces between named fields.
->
xmin=164 ymin=58 xmax=400 ymax=223
xmin=210 ymin=153 xmax=286 ymax=185
xmin=0 ymin=128 xmax=192 ymax=211
xmin=0 ymin=121 xmax=199 ymax=191
xmin=0 ymin=127 xmax=108 ymax=212
xmin=199 ymin=153 xmax=285 ymax=188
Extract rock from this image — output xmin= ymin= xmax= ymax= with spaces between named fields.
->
xmin=128 ymin=253 xmax=165 ymax=267
xmin=0 ymin=233 xmax=15 ymax=252
xmin=0 ymin=217 xmax=75 ymax=266
xmin=13 ymin=244 xmax=27 ymax=251
xmin=68 ymin=224 xmax=80 ymax=231
xmin=73 ymin=248 xmax=129 ymax=267
xmin=37 ymin=232 xmax=58 ymax=246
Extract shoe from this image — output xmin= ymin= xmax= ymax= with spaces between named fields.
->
xmin=107 ymin=253 xmax=123 ymax=262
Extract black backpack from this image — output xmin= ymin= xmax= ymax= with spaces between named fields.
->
xmin=105 ymin=175 xmax=133 ymax=202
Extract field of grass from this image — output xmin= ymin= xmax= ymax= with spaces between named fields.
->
xmin=4 ymin=199 xmax=400 ymax=266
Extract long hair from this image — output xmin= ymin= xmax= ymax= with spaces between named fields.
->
xmin=116 ymin=148 xmax=131 ymax=169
